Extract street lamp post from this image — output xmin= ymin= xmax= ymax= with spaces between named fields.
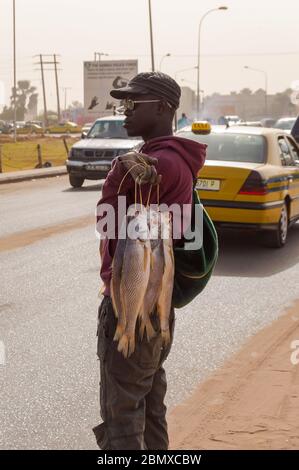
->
xmin=197 ymin=6 xmax=228 ymax=118
xmin=159 ymin=53 xmax=171 ymax=71
xmin=148 ymin=0 xmax=155 ymax=71
xmin=13 ymin=0 xmax=17 ymax=143
xmin=244 ymin=65 xmax=268 ymax=116
xmin=94 ymin=52 xmax=109 ymax=61
xmin=175 ymin=66 xmax=198 ymax=82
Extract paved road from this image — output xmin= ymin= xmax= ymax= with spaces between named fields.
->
xmin=1 ymin=175 xmax=299 ymax=449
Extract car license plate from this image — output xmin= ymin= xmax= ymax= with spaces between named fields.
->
xmin=86 ymin=164 xmax=110 ymax=171
xmin=196 ymin=178 xmax=220 ymax=191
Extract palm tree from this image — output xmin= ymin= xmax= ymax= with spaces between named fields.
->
xmin=10 ymin=80 xmax=37 ymax=120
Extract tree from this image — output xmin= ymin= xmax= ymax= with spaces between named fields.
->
xmin=67 ymin=101 xmax=83 ymax=111
xmin=240 ymin=88 xmax=252 ymax=96
xmin=0 ymin=80 xmax=38 ymax=121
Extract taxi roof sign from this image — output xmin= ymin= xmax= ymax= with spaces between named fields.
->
xmin=192 ymin=121 xmax=211 ymax=135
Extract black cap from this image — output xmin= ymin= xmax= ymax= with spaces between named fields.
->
xmin=110 ymin=72 xmax=181 ymax=109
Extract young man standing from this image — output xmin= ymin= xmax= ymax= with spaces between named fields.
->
xmin=93 ymin=72 xmax=206 ymax=450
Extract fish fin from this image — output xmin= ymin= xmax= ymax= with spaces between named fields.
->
xmin=98 ymin=284 xmax=105 ymax=298
xmin=161 ymin=328 xmax=170 ymax=345
xmin=139 ymin=321 xmax=146 ymax=341
xmin=117 ymin=334 xmax=129 ymax=358
xmin=110 ymin=291 xmax=119 ymax=318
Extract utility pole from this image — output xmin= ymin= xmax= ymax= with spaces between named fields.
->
xmin=62 ymin=87 xmax=71 ymax=111
xmin=54 ymin=54 xmax=61 ymax=121
xmin=39 ymin=54 xmax=48 ymax=128
xmin=148 ymin=0 xmax=155 ymax=72
xmin=35 ymin=54 xmax=62 ymax=127
xmin=13 ymin=0 xmax=17 ymax=143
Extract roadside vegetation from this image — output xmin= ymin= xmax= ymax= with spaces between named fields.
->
xmin=0 ymin=136 xmax=79 ymax=172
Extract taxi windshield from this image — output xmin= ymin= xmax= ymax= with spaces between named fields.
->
xmin=177 ymin=131 xmax=266 ymax=163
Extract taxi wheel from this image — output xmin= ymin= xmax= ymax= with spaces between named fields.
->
xmin=69 ymin=174 xmax=84 ymax=188
xmin=262 ymin=203 xmax=288 ymax=248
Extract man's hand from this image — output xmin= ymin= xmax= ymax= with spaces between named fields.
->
xmin=118 ymin=151 xmax=162 ymax=185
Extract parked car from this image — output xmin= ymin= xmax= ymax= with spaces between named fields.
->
xmin=16 ymin=123 xmax=44 ymax=134
xmin=260 ymin=118 xmax=277 ymax=128
xmin=232 ymin=120 xmax=262 ymax=127
xmin=176 ymin=124 xmax=299 ymax=247
xmin=225 ymin=115 xmax=241 ymax=124
xmin=0 ymin=121 xmax=13 ymax=134
xmin=66 ymin=115 xmax=142 ymax=188
xmin=46 ymin=121 xmax=82 ymax=134
xmin=274 ymin=117 xmax=297 ymax=133
xmin=291 ymin=115 xmax=299 ymax=144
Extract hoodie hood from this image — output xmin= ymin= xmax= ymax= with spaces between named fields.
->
xmin=141 ymin=135 xmax=207 ymax=178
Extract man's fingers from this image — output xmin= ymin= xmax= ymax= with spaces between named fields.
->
xmin=136 ymin=152 xmax=158 ymax=165
xmin=117 ymin=151 xmax=161 ymax=185
xmin=119 ymin=151 xmax=158 ymax=167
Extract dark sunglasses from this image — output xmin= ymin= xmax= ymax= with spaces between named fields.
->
xmin=120 ymin=99 xmax=173 ymax=112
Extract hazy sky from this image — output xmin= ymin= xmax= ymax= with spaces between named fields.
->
xmin=1 ymin=0 xmax=299 ymax=110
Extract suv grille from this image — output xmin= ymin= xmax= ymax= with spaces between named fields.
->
xmin=70 ymin=149 xmax=127 ymax=161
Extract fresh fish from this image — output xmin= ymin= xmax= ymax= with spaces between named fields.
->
xmin=111 ymin=235 xmax=127 ymax=341
xmin=111 ymin=215 xmax=133 ymax=341
xmin=117 ymin=211 xmax=151 ymax=357
xmin=139 ymin=238 xmax=164 ymax=341
xmin=139 ymin=210 xmax=163 ymax=341
xmin=157 ymin=212 xmax=174 ymax=345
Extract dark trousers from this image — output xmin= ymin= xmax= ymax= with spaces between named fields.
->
xmin=93 ymin=296 xmax=175 ymax=450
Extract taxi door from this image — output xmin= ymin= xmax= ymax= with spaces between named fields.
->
xmin=278 ymin=135 xmax=299 ymax=219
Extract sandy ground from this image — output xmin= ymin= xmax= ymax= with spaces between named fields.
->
xmin=168 ymin=301 xmax=299 ymax=450
xmin=0 ymin=215 xmax=94 ymax=252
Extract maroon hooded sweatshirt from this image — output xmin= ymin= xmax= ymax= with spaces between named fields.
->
xmin=96 ymin=135 xmax=207 ymax=296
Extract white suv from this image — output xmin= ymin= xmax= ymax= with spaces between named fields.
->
xmin=66 ymin=115 xmax=142 ymax=188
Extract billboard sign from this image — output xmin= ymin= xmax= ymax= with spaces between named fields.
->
xmin=84 ymin=60 xmax=138 ymax=118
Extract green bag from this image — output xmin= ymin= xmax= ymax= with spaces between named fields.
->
xmin=172 ymin=189 xmax=218 ymax=309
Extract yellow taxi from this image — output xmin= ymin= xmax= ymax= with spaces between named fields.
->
xmin=46 ymin=121 xmax=82 ymax=134
xmin=17 ymin=123 xmax=44 ymax=134
xmin=176 ymin=123 xmax=299 ymax=248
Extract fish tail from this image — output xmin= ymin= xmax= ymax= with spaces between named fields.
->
xmin=113 ymin=324 xmax=124 ymax=342
xmin=117 ymin=334 xmax=129 ymax=358
xmin=139 ymin=321 xmax=146 ymax=341
xmin=145 ymin=319 xmax=156 ymax=342
xmin=161 ymin=328 xmax=170 ymax=345
xmin=117 ymin=333 xmax=136 ymax=358
xmin=127 ymin=335 xmax=136 ymax=357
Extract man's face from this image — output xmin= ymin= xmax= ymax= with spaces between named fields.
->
xmin=123 ymin=93 xmax=162 ymax=138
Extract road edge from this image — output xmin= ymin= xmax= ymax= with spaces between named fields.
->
xmin=0 ymin=166 xmax=67 ymax=184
